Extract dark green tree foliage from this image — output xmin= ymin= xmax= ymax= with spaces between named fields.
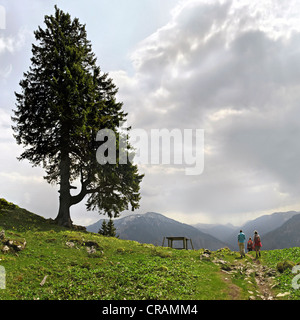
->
xmin=12 ymin=6 xmax=143 ymax=227
xmin=98 ymin=220 xmax=108 ymax=236
xmin=107 ymin=218 xmax=117 ymax=237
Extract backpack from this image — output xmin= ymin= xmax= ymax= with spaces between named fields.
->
xmin=254 ymin=234 xmax=261 ymax=245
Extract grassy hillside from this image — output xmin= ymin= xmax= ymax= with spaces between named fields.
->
xmin=0 ymin=199 xmax=299 ymax=300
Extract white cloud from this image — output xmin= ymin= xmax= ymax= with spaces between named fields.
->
xmin=111 ymin=0 xmax=300 ymax=224
xmin=0 ymin=27 xmax=30 ymax=54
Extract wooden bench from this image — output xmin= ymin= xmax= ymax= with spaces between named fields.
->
xmin=162 ymin=236 xmax=194 ymax=250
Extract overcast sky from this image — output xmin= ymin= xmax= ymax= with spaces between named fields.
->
xmin=1 ymin=0 xmax=300 ymax=227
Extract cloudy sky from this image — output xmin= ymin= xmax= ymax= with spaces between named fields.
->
xmin=1 ymin=0 xmax=300 ymax=227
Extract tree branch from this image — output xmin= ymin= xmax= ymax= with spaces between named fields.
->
xmin=86 ymin=186 xmax=101 ymax=194
xmin=70 ymin=178 xmax=89 ymax=206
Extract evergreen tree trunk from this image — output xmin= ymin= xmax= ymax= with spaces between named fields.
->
xmin=56 ymin=195 xmax=72 ymax=227
xmin=55 ymin=148 xmax=72 ymax=227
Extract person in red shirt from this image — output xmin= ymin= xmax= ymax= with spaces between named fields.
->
xmin=253 ymin=230 xmax=262 ymax=259
xmin=247 ymin=237 xmax=253 ymax=252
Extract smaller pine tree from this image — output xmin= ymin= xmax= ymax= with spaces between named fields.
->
xmin=98 ymin=220 xmax=108 ymax=236
xmin=107 ymin=218 xmax=117 ymax=237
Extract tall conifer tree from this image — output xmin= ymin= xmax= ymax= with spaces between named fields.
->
xmin=12 ymin=6 xmax=143 ymax=227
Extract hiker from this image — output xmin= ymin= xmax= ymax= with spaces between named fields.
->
xmin=253 ymin=230 xmax=262 ymax=258
xmin=247 ymin=237 xmax=253 ymax=252
xmin=237 ymin=230 xmax=246 ymax=258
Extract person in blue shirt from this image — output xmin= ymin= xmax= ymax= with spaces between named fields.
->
xmin=238 ymin=230 xmax=246 ymax=258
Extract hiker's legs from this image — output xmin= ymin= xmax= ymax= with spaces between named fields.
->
xmin=239 ymin=243 xmax=245 ymax=257
xmin=255 ymin=247 xmax=259 ymax=258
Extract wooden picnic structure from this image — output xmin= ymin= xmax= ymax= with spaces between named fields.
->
xmin=162 ymin=236 xmax=194 ymax=250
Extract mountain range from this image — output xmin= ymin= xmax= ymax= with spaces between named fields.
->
xmin=262 ymin=213 xmax=300 ymax=249
xmin=87 ymin=210 xmax=300 ymax=251
xmin=87 ymin=212 xmax=229 ymax=251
